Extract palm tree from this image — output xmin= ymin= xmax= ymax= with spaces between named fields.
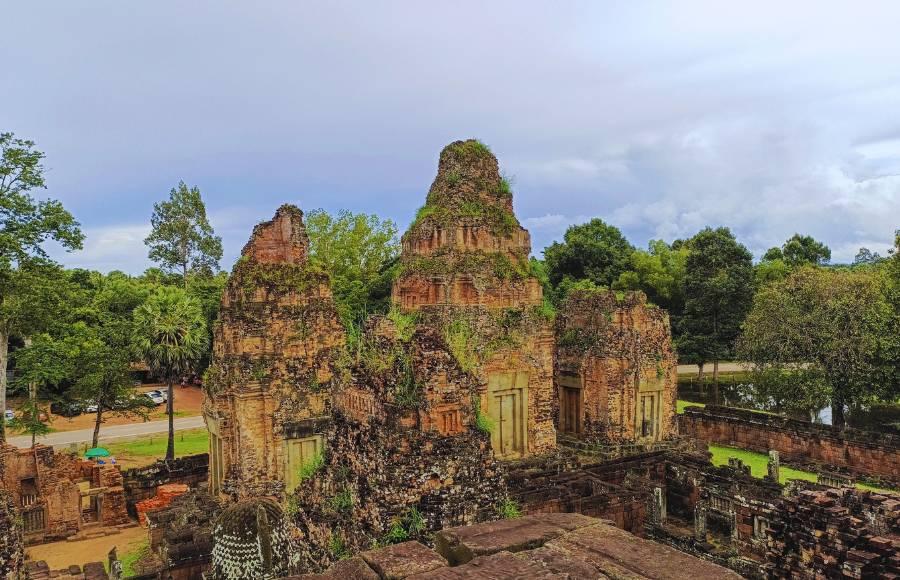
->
xmin=132 ymin=286 xmax=206 ymax=461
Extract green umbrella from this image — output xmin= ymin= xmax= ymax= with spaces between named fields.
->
xmin=85 ymin=447 xmax=110 ymax=458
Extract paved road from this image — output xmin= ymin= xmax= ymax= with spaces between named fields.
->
xmin=7 ymin=415 xmax=206 ymax=449
xmin=676 ymin=362 xmax=750 ymax=375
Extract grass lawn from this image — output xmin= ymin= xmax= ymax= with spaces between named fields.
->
xmin=119 ymin=539 xmax=150 ymax=577
xmin=708 ymin=444 xmax=894 ymax=493
xmin=103 ymin=428 xmax=209 ymax=468
xmin=677 ymin=400 xmax=706 ymax=414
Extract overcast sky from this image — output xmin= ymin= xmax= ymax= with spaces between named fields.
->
xmin=3 ymin=1 xmax=899 ymax=272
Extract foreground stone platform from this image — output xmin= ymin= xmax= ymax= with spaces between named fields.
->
xmin=288 ymin=513 xmax=742 ymax=579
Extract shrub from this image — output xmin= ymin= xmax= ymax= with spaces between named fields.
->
xmin=473 ymin=398 xmax=495 ymax=435
xmin=497 ymin=498 xmax=522 ymax=519
xmin=445 ymin=318 xmax=477 ymax=372
xmin=328 ymin=533 xmax=349 ymax=559
xmin=329 ymin=489 xmax=354 ymax=514
xmin=297 ymin=451 xmax=325 ymax=483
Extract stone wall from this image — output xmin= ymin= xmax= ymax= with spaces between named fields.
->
xmin=555 ymin=290 xmax=677 ymax=444
xmin=765 ymin=485 xmax=900 ymax=579
xmin=680 ymin=405 xmax=900 ymax=480
xmin=122 ymin=453 xmax=208 ymax=516
xmin=0 ymin=488 xmax=24 ymax=579
xmin=0 ymin=443 xmax=128 ymax=544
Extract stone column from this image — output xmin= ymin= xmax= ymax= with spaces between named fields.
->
xmin=651 ymin=486 xmax=666 ymax=525
xmin=694 ymin=503 xmax=707 ymax=542
xmin=767 ymin=450 xmax=780 ymax=482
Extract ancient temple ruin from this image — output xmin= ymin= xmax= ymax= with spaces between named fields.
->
xmin=202 ymin=204 xmax=345 ymax=500
xmin=555 ymin=290 xmax=677 ymax=443
xmin=189 ymin=139 xmax=900 ymax=579
xmin=0 ymin=443 xmax=128 ymax=545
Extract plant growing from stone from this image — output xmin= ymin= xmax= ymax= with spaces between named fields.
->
xmin=497 ymin=498 xmax=522 ymax=519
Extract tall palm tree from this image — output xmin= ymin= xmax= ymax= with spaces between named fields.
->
xmin=133 ymin=286 xmax=206 ymax=461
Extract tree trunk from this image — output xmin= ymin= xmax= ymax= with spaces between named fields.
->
xmin=92 ymin=405 xmax=103 ymax=449
xmin=712 ymin=359 xmax=720 ymax=404
xmin=25 ymin=337 xmax=35 ymax=447
xmin=831 ymin=399 xmax=846 ymax=429
xmin=697 ymin=362 xmax=704 ymax=381
xmin=0 ymin=330 xmax=8 ymax=443
xmin=183 ymin=261 xmax=188 ymax=290
xmin=166 ymin=381 xmax=175 ymax=461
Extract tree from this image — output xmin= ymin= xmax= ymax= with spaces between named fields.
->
xmin=544 ymin=218 xmax=634 ymax=290
xmin=679 ymin=227 xmax=754 ymax=395
xmin=70 ymin=328 xmax=154 ymax=448
xmin=780 ymin=233 xmax=831 ymax=267
xmin=613 ymin=239 xmax=688 ymax=315
xmin=132 ymin=286 xmax=206 ymax=460
xmin=9 ymin=334 xmax=69 ymax=446
xmin=854 ymin=247 xmax=884 ymax=265
xmin=145 ymin=181 xmax=222 ymax=288
xmin=0 ymin=133 xmax=83 ymax=440
xmin=738 ymin=267 xmax=892 ymax=427
xmin=304 ymin=209 xmax=399 ymax=325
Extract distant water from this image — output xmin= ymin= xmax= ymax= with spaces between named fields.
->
xmin=677 ymin=379 xmax=900 ymax=434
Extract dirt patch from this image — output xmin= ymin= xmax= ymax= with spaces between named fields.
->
xmin=25 ymin=525 xmax=146 ymax=570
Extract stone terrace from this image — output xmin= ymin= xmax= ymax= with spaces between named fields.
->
xmin=288 ymin=513 xmax=741 ymax=579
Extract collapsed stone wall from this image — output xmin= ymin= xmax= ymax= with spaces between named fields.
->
xmin=0 ymin=443 xmax=128 ymax=544
xmin=765 ymin=485 xmax=900 ymax=579
xmin=287 ymin=322 xmax=507 ymax=573
xmin=203 ymin=204 xmax=345 ymax=500
xmin=555 ymin=290 xmax=677 ymax=443
xmin=680 ymin=405 xmax=900 ymax=481
xmin=122 ymin=453 xmax=209 ymax=516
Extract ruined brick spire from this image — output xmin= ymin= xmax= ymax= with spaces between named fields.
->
xmin=392 ymin=139 xmax=541 ymax=310
xmin=424 ymin=139 xmax=513 ymax=213
xmin=239 ymin=204 xmax=309 ymax=265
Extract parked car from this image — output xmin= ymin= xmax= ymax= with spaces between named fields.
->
xmin=145 ymin=392 xmax=165 ymax=405
xmin=50 ymin=400 xmax=83 ymax=417
xmin=84 ymin=403 xmax=98 ymax=413
xmin=146 ymin=389 xmax=168 ymax=402
xmin=4 ymin=409 xmax=13 ymax=421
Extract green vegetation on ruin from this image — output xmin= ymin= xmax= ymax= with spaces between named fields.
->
xmin=399 ymin=250 xmax=531 ymax=282
xmin=410 ymin=198 xmax=519 ymax=236
xmin=447 ymin=139 xmax=492 ymax=158
xmin=676 ymin=399 xmax=706 ymax=414
xmin=497 ymin=498 xmax=522 ymax=519
xmin=473 ymin=397 xmax=495 ymax=435
xmin=297 ymin=450 xmax=325 ymax=484
xmin=328 ymin=488 xmax=354 ymax=514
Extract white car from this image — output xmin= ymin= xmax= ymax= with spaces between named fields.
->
xmin=4 ymin=409 xmax=13 ymax=421
xmin=84 ymin=403 xmax=98 ymax=413
xmin=148 ymin=389 xmax=168 ymax=402
xmin=145 ymin=392 xmax=165 ymax=405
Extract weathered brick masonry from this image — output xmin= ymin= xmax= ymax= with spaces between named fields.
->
xmin=556 ymin=290 xmax=677 ymax=443
xmin=680 ymin=405 xmax=900 ymax=481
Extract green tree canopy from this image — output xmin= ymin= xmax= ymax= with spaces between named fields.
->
xmin=0 ymin=133 xmax=83 ymax=440
xmin=738 ymin=267 xmax=893 ymax=427
xmin=0 ymin=133 xmax=84 ymax=266
xmin=780 ymin=233 xmax=831 ymax=267
xmin=132 ymin=286 xmax=206 ymax=460
xmin=304 ymin=209 xmax=399 ymax=325
xmin=145 ymin=181 xmax=223 ymax=286
xmin=544 ymin=218 xmax=635 ymax=290
xmin=613 ymin=239 xmax=688 ymax=314
xmin=679 ymin=227 xmax=754 ymax=386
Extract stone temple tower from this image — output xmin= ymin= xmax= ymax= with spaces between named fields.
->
xmin=392 ymin=140 xmax=556 ymax=458
xmin=203 ymin=205 xmax=345 ymax=500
